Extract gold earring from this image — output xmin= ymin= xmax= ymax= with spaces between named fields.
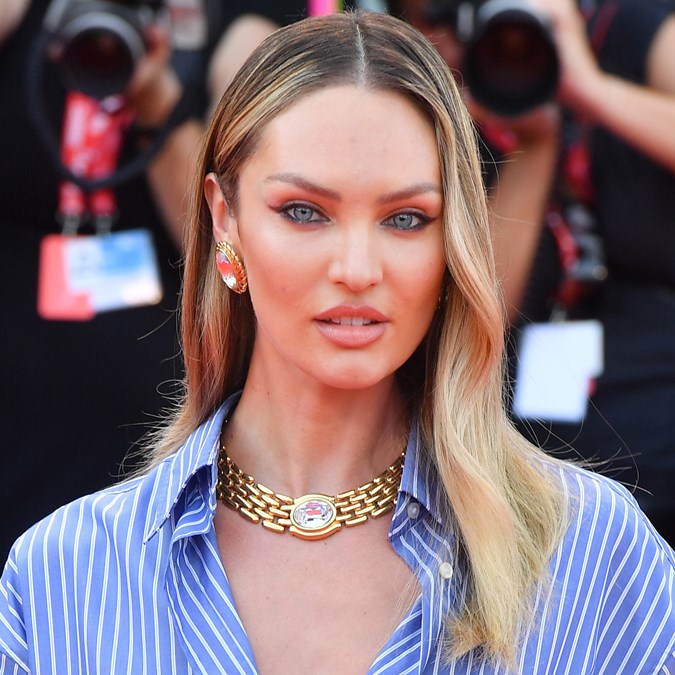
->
xmin=215 ymin=241 xmax=248 ymax=294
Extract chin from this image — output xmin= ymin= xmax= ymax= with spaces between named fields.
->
xmin=324 ymin=377 xmax=385 ymax=392
xmin=311 ymin=361 xmax=397 ymax=392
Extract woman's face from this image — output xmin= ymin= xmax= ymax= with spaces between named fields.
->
xmin=208 ymin=85 xmax=447 ymax=391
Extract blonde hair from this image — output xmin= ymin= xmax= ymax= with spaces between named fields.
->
xmin=147 ymin=10 xmax=566 ymax=667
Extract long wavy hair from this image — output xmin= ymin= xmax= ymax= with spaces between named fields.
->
xmin=146 ymin=10 xmax=567 ymax=666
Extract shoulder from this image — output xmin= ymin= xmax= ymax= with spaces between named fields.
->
xmin=5 ymin=403 xmax=228 ymax=570
xmin=559 ymin=463 xmax=674 ymax=562
xmin=544 ymin=464 xmax=675 ymax=672
xmin=550 ymin=464 xmax=675 ymax=591
xmin=0 ymin=476 xmax=148 ymax=671
xmin=3 ymin=444 xmax=192 ymax=584
xmin=0 ymin=459 xmax=185 ymax=664
xmin=599 ymin=0 xmax=675 ymax=81
xmin=0 ymin=406 xmax=226 ymax=671
xmin=0 ymin=0 xmax=29 ymax=44
xmin=6 ymin=473 xmax=151 ymax=574
xmin=605 ymin=0 xmax=675 ymax=38
xmin=1 ymin=398 xmax=227 ymax=583
xmin=532 ymin=463 xmax=675 ymax=671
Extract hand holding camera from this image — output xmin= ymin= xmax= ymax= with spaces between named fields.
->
xmin=43 ymin=0 xmax=170 ymax=100
xmin=526 ymin=0 xmax=605 ymax=110
xmin=27 ymin=0 xmax=203 ymax=196
xmin=427 ymin=0 xmax=560 ymax=116
xmin=124 ymin=21 xmax=181 ymax=129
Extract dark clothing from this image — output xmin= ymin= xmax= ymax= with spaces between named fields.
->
xmin=0 ymin=0 xmax=316 ymax=566
xmin=512 ymin=0 xmax=675 ymax=545
xmin=0 ymin=0 xmax=183 ymax=563
xmin=592 ymin=0 xmax=675 ymax=288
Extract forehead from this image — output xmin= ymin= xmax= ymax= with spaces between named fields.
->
xmin=240 ymin=85 xmax=442 ymax=191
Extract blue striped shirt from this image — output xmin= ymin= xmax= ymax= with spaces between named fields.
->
xmin=1 ymin=393 xmax=674 ymax=674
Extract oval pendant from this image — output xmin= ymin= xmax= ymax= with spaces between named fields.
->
xmin=289 ymin=494 xmax=341 ymax=540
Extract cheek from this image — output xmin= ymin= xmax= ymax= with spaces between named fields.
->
xmin=396 ymin=245 xmax=446 ymax=305
xmin=391 ymin=255 xmax=446 ymax=347
xmin=242 ymin=227 xmax=289 ymax=287
xmin=244 ymin=233 xmax=320 ymax=317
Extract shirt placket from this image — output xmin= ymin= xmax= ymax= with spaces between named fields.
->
xmin=163 ymin=486 xmax=259 ymax=674
xmin=372 ymin=494 xmax=457 ymax=674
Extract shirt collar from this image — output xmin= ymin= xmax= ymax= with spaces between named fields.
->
xmin=143 ymin=394 xmax=446 ymax=540
xmin=143 ymin=391 xmax=241 ymax=541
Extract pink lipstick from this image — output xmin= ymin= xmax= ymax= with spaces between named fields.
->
xmin=314 ymin=305 xmax=388 ymax=347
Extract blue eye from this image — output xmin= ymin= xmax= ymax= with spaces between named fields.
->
xmin=280 ymin=203 xmax=326 ymax=224
xmin=384 ymin=212 xmax=430 ymax=231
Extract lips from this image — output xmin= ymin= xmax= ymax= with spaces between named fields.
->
xmin=314 ymin=305 xmax=388 ymax=347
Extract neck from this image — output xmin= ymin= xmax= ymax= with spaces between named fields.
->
xmin=223 ymin=371 xmax=408 ymax=498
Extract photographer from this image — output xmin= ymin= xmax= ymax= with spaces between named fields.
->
xmin=0 ymin=0 xmax=191 ymax=564
xmin=512 ymin=0 xmax=675 ymax=546
xmin=0 ymin=0 xmax=296 ymax=564
xmin=392 ymin=0 xmax=675 ymax=545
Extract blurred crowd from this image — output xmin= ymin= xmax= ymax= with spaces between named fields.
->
xmin=2 ymin=0 xmax=674 ymax=562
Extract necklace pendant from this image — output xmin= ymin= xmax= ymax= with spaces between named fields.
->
xmin=288 ymin=494 xmax=341 ymax=540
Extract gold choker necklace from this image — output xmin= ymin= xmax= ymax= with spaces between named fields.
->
xmin=216 ymin=443 xmax=406 ymax=541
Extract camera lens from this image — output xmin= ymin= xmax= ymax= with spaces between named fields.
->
xmin=464 ymin=4 xmax=559 ymax=116
xmin=62 ymin=27 xmax=135 ymax=98
xmin=55 ymin=7 xmax=146 ymax=99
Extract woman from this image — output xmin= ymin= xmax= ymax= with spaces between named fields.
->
xmin=1 ymin=11 xmax=673 ymax=674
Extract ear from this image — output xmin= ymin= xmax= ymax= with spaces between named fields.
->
xmin=204 ymin=172 xmax=238 ymax=244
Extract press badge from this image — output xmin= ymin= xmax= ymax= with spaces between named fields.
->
xmin=38 ymin=229 xmax=163 ymax=321
xmin=512 ymin=320 xmax=604 ymax=423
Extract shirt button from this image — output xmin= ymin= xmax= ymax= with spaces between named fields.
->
xmin=439 ymin=562 xmax=453 ymax=580
xmin=406 ymin=501 xmax=420 ymax=519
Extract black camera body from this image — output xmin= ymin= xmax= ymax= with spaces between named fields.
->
xmin=44 ymin=0 xmax=165 ymax=99
xmin=428 ymin=0 xmax=559 ymax=116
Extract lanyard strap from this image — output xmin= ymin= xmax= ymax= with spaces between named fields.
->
xmin=58 ymin=91 xmax=133 ymax=234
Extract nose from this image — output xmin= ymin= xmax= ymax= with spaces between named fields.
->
xmin=327 ymin=223 xmax=383 ymax=292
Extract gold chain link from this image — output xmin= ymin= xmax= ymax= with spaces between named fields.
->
xmin=216 ymin=447 xmax=405 ymax=540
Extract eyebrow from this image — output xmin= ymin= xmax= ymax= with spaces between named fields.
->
xmin=377 ymin=183 xmax=442 ymax=204
xmin=264 ymin=172 xmax=441 ymax=203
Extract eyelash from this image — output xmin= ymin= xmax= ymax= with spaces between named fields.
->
xmin=278 ymin=202 xmax=433 ymax=232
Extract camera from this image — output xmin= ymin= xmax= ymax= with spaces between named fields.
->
xmin=427 ymin=0 xmax=559 ymax=116
xmin=43 ymin=0 xmax=166 ymax=100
